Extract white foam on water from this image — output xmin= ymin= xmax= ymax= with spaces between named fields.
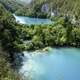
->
xmin=19 ymin=51 xmax=46 ymax=79
xmin=13 ymin=14 xmax=26 ymax=24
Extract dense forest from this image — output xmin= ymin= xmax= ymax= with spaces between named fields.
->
xmin=0 ymin=3 xmax=25 ymax=80
xmin=0 ymin=0 xmax=80 ymax=80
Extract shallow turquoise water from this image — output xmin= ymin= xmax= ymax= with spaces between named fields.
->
xmin=13 ymin=14 xmax=53 ymax=25
xmin=20 ymin=48 xmax=80 ymax=80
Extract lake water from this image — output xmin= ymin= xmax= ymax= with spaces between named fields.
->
xmin=19 ymin=48 xmax=80 ymax=80
xmin=13 ymin=14 xmax=53 ymax=25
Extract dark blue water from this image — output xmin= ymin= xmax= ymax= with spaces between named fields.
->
xmin=13 ymin=14 xmax=53 ymax=25
xmin=20 ymin=48 xmax=80 ymax=80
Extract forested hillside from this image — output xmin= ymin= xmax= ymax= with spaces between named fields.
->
xmin=32 ymin=0 xmax=80 ymax=19
xmin=0 ymin=3 xmax=25 ymax=80
xmin=0 ymin=0 xmax=23 ymax=12
xmin=0 ymin=0 xmax=31 ymax=16
xmin=33 ymin=0 xmax=80 ymax=18
xmin=0 ymin=0 xmax=80 ymax=19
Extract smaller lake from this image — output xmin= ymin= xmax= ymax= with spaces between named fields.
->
xmin=13 ymin=14 xmax=53 ymax=25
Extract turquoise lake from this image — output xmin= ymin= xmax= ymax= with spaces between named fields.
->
xmin=19 ymin=48 xmax=80 ymax=80
xmin=13 ymin=14 xmax=53 ymax=25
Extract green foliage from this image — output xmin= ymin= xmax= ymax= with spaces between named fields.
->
xmin=32 ymin=35 xmax=44 ymax=49
xmin=0 ymin=3 xmax=24 ymax=53
xmin=71 ymin=27 xmax=80 ymax=46
xmin=0 ymin=44 xmax=22 ymax=80
xmin=0 ymin=4 xmax=31 ymax=80
xmin=19 ymin=17 xmax=80 ymax=50
xmin=0 ymin=0 xmax=24 ymax=12
xmin=35 ymin=0 xmax=80 ymax=17
xmin=0 ymin=55 xmax=22 ymax=80
xmin=1 ymin=2 xmax=80 ymax=51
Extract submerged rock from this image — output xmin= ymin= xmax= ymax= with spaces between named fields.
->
xmin=42 ymin=47 xmax=52 ymax=52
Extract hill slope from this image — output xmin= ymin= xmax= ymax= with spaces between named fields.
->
xmin=0 ymin=0 xmax=80 ymax=18
xmin=33 ymin=0 xmax=80 ymax=18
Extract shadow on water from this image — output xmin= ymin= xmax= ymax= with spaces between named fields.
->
xmin=11 ymin=53 xmax=24 ymax=71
